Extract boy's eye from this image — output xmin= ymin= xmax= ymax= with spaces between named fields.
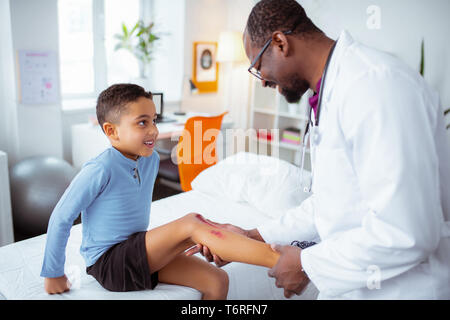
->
xmin=138 ymin=120 xmax=147 ymax=126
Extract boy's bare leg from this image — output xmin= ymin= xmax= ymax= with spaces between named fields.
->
xmin=189 ymin=215 xmax=280 ymax=268
xmin=144 ymin=214 xmax=198 ymax=272
xmin=158 ymin=254 xmax=228 ymax=300
xmin=145 ymin=212 xmax=279 ymax=273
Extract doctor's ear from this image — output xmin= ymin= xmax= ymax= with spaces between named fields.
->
xmin=272 ymin=31 xmax=290 ymax=57
xmin=103 ymin=122 xmax=119 ymax=141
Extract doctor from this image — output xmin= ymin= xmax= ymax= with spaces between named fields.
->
xmin=188 ymin=0 xmax=450 ymax=299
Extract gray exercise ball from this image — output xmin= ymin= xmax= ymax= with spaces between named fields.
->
xmin=9 ymin=156 xmax=77 ymax=238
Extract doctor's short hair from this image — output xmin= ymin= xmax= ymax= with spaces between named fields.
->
xmin=246 ymin=0 xmax=323 ymax=48
xmin=96 ymin=83 xmax=153 ymax=132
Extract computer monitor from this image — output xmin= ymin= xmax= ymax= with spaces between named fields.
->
xmin=152 ymin=92 xmax=164 ymax=118
xmin=150 ymin=92 xmax=176 ymax=123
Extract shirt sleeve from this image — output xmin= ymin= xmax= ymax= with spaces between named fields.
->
xmin=40 ymin=162 xmax=109 ymax=278
xmin=257 ymin=194 xmax=319 ymax=244
xmin=300 ymin=69 xmax=443 ymax=297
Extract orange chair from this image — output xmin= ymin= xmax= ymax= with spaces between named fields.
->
xmin=158 ymin=112 xmax=228 ymax=192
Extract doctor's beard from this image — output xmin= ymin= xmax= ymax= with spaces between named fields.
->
xmin=280 ymin=73 xmax=309 ymax=103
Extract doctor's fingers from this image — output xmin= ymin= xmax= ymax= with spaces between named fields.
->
xmin=198 ymin=244 xmax=229 ymax=267
xmin=185 ymin=244 xmax=201 ymax=256
xmin=275 ymin=277 xmax=308 ymax=294
xmin=284 ymin=283 xmax=307 ymax=299
xmin=293 ymin=279 xmax=310 ymax=296
xmin=185 ymin=244 xmax=216 ymax=262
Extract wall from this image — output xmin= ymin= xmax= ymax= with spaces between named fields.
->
xmin=181 ymin=0 xmax=256 ymax=130
xmin=0 ymin=151 xmax=14 ymax=246
xmin=150 ymin=0 xmax=186 ymax=103
xmin=300 ymin=0 xmax=450 ymax=108
xmin=9 ymin=0 xmax=64 ymax=161
xmin=180 ymin=0 xmax=229 ymax=114
xmin=0 ymin=0 xmax=19 ymax=166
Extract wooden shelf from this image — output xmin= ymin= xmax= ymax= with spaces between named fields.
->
xmin=277 ymin=111 xmax=309 ymax=121
xmin=253 ymin=108 xmax=276 ymax=115
xmin=250 ymin=136 xmax=309 ymax=153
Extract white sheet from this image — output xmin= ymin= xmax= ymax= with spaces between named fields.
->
xmin=0 ymin=190 xmax=318 ymax=300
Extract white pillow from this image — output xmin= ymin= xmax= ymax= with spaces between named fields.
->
xmin=191 ymin=152 xmax=311 ymax=218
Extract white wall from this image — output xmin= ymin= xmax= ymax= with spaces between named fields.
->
xmin=150 ymin=0 xmax=185 ymax=103
xmin=221 ymin=0 xmax=255 ymax=129
xmin=181 ymin=0 xmax=256 ymax=130
xmin=0 ymin=151 xmax=14 ymax=246
xmin=0 ymin=0 xmax=19 ymax=166
xmin=180 ymin=0 xmax=229 ymax=113
xmin=300 ymin=0 xmax=450 ymax=108
xmin=9 ymin=0 xmax=64 ymax=161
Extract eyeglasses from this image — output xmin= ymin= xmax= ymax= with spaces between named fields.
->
xmin=248 ymin=22 xmax=299 ymax=80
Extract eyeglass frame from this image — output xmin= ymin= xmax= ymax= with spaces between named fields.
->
xmin=247 ymin=22 xmax=301 ymax=80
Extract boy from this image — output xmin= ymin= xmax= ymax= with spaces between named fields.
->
xmin=41 ymin=84 xmax=279 ymax=299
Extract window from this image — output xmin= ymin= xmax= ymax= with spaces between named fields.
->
xmin=58 ymin=0 xmax=184 ymax=105
xmin=58 ymin=0 xmax=95 ymax=97
xmin=104 ymin=0 xmax=140 ymax=85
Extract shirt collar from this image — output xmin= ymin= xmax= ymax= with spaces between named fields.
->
xmin=321 ymin=30 xmax=355 ymax=103
xmin=110 ymin=146 xmax=140 ymax=169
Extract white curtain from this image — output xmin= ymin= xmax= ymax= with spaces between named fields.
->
xmin=0 ymin=0 xmax=19 ymax=165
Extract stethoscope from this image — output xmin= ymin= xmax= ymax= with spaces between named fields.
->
xmin=300 ymin=41 xmax=337 ymax=193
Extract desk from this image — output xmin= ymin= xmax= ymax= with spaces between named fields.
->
xmin=71 ymin=112 xmax=233 ymax=169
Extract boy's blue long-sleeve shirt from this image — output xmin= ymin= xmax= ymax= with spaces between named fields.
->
xmin=40 ymin=147 xmax=159 ymax=278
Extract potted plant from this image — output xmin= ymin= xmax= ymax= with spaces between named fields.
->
xmin=114 ymin=20 xmax=162 ymax=81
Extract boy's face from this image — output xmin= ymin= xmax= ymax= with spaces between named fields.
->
xmin=103 ymin=97 xmax=159 ymax=160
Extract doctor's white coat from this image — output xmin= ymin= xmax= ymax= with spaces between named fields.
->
xmin=258 ymin=30 xmax=450 ymax=299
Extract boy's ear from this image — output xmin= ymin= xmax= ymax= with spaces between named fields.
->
xmin=103 ymin=122 xmax=119 ymax=141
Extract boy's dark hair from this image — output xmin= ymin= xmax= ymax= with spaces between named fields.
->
xmin=96 ymin=83 xmax=153 ymax=132
xmin=246 ymin=0 xmax=322 ymax=48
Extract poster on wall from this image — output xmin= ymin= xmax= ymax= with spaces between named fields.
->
xmin=17 ymin=50 xmax=59 ymax=104
xmin=192 ymin=42 xmax=218 ymax=94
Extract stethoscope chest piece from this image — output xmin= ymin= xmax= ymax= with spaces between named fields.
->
xmin=311 ymin=128 xmax=321 ymax=145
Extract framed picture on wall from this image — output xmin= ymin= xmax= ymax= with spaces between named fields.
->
xmin=192 ymin=41 xmax=219 ymax=93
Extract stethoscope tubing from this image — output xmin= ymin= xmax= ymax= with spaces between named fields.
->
xmin=301 ymin=41 xmax=337 ymax=193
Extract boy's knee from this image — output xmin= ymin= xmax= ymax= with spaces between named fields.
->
xmin=205 ymin=268 xmax=229 ymax=299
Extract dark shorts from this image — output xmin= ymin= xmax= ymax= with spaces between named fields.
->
xmin=86 ymin=231 xmax=158 ymax=292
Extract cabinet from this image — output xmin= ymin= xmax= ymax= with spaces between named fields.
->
xmin=248 ymin=78 xmax=311 ymax=168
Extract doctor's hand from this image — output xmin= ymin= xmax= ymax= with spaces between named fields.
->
xmin=268 ymin=244 xmax=309 ymax=298
xmin=185 ymin=220 xmax=250 ymax=267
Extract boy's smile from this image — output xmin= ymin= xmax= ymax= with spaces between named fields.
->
xmin=104 ymin=97 xmax=159 ymax=161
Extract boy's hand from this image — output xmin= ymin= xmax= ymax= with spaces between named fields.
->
xmin=44 ymin=275 xmax=71 ymax=294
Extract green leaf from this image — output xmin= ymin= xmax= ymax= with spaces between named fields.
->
xmin=130 ymin=21 xmax=139 ymax=35
xmin=114 ymin=19 xmax=162 ymax=73
xmin=420 ymin=38 xmax=425 ymax=77
xmin=122 ymin=23 xmax=128 ymax=37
